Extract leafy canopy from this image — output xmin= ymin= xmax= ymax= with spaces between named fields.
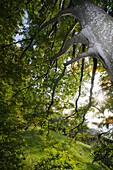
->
xmin=0 ymin=0 xmax=113 ymax=168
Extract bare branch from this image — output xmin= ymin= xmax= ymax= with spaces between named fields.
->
xmin=98 ymin=128 xmax=113 ymax=139
xmin=64 ymin=47 xmax=96 ymax=66
xmin=0 ymin=38 xmax=31 ymax=49
xmin=50 ymin=33 xmax=89 ymax=66
xmin=75 ymin=46 xmax=85 ymax=112
xmin=20 ymin=34 xmax=36 ymax=60
xmin=69 ymin=113 xmax=86 ymax=138
xmin=89 ymin=58 xmax=97 ymax=107
xmin=73 ymin=113 xmax=86 ymax=131
xmin=48 ymin=66 xmax=66 ymax=110
xmin=59 ymin=0 xmax=63 ymax=9
xmin=72 ymin=30 xmax=76 ymax=57
xmin=62 ymin=0 xmax=66 ymax=9
xmin=48 ymin=22 xmax=58 ymax=37
xmin=92 ymin=105 xmax=104 ymax=114
xmin=61 ymin=20 xmax=78 ymax=50
xmin=40 ymin=7 xmax=74 ymax=31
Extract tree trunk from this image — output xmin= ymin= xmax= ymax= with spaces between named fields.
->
xmin=41 ymin=0 xmax=113 ymax=82
xmin=71 ymin=0 xmax=113 ymax=82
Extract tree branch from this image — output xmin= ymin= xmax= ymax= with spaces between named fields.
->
xmin=48 ymin=22 xmax=58 ymax=37
xmin=61 ymin=20 xmax=78 ymax=50
xmin=0 ymin=38 xmax=31 ymax=49
xmin=20 ymin=34 xmax=36 ymax=60
xmin=64 ymin=47 xmax=95 ymax=66
xmin=92 ymin=105 xmax=104 ymax=114
xmin=89 ymin=58 xmax=97 ymax=107
xmin=48 ymin=66 xmax=66 ymax=110
xmin=98 ymin=127 xmax=113 ymax=139
xmin=18 ymin=7 xmax=74 ymax=59
xmin=40 ymin=7 xmax=74 ymax=31
xmin=62 ymin=0 xmax=66 ymax=10
xmin=50 ymin=33 xmax=89 ymax=66
xmin=59 ymin=0 xmax=63 ymax=9
xmin=75 ymin=47 xmax=85 ymax=112
xmin=69 ymin=113 xmax=86 ymax=138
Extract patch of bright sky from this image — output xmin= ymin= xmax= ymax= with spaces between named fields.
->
xmin=14 ymin=11 xmax=29 ymax=47
xmin=63 ymin=70 xmax=113 ymax=131
xmin=85 ymin=73 xmax=113 ymax=131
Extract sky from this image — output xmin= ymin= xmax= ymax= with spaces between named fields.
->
xmin=85 ymin=74 xmax=113 ymax=131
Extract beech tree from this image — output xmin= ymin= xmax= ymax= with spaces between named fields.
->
xmin=37 ymin=0 xmax=113 ymax=121
xmin=0 ymin=0 xmax=113 ymax=168
xmin=40 ymin=0 xmax=113 ymax=83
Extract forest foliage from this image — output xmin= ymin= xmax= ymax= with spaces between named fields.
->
xmin=0 ymin=0 xmax=113 ymax=169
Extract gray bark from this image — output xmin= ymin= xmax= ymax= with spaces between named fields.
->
xmin=41 ymin=0 xmax=113 ymax=82
xmin=71 ymin=0 xmax=113 ymax=82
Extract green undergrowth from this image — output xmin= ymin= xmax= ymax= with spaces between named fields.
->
xmin=22 ymin=126 xmax=103 ymax=170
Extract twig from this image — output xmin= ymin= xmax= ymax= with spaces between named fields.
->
xmin=20 ymin=34 xmax=36 ymax=60
xmin=0 ymin=38 xmax=30 ymax=49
